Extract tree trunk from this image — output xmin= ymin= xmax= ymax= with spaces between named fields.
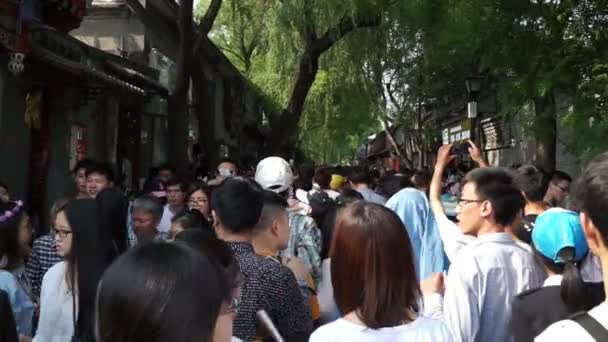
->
xmin=267 ymin=14 xmax=382 ymax=156
xmin=167 ymin=92 xmax=190 ymax=176
xmin=534 ymin=94 xmax=557 ymax=173
xmin=268 ymin=49 xmax=320 ymax=157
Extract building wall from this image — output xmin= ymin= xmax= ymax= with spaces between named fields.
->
xmin=485 ymin=100 xmax=581 ymax=177
xmin=0 ymin=54 xmax=30 ymax=199
xmin=70 ymin=9 xmax=145 ymax=56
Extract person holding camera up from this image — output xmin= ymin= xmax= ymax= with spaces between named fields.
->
xmin=423 ymin=141 xmax=545 ymax=342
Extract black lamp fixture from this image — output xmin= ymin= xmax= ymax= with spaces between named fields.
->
xmin=465 ymin=75 xmax=485 ymax=97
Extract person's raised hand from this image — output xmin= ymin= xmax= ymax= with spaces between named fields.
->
xmin=436 ymin=144 xmax=456 ymax=170
xmin=467 ymin=140 xmax=487 ymax=167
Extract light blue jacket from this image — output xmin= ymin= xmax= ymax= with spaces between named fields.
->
xmin=385 ymin=188 xmax=447 ymax=280
xmin=0 ymin=268 xmax=34 ymax=337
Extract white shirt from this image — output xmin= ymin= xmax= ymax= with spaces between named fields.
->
xmin=157 ymin=205 xmax=176 ymax=240
xmin=425 ymin=233 xmax=545 ymax=342
xmin=435 ymin=211 xmax=475 ymax=262
xmin=34 ymin=261 xmax=75 ymax=342
xmin=309 ymin=316 xmax=454 ymax=342
xmin=535 ymin=302 xmax=608 ymax=342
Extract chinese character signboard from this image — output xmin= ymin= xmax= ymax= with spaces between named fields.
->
xmin=442 ymin=120 xmax=472 ymax=145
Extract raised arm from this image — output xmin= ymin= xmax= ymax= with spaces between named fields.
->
xmin=467 ymin=140 xmax=488 ymax=168
xmin=430 ymin=144 xmax=455 ymax=216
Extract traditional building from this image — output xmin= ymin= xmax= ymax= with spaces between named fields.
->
xmin=0 ymin=0 xmax=167 ymax=223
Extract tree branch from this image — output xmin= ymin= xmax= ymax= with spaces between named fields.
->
xmin=218 ymin=44 xmax=249 ymax=67
xmin=193 ymin=0 xmax=223 ymax=54
xmin=197 ymin=0 xmax=223 ymax=36
xmin=313 ymin=13 xmax=381 ymax=56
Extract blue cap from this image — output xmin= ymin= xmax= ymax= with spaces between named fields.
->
xmin=532 ymin=208 xmax=589 ymax=263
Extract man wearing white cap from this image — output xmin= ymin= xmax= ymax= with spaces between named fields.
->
xmin=255 ymin=157 xmax=322 ymax=285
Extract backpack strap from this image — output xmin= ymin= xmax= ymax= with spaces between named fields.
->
xmin=571 ymin=311 xmax=608 ymax=341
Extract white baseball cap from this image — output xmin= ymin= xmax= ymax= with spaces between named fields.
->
xmin=255 ymin=157 xmax=293 ymax=193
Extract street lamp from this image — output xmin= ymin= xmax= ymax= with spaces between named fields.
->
xmin=465 ymin=75 xmax=485 ymax=96
xmin=465 ymin=75 xmax=485 ymax=146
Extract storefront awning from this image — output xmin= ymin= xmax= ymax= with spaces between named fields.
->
xmin=28 ymin=26 xmax=167 ymax=96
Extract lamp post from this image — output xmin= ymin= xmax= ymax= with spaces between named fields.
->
xmin=465 ymin=75 xmax=485 ymax=146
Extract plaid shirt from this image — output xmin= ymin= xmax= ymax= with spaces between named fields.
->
xmin=26 ymin=234 xmax=62 ymax=297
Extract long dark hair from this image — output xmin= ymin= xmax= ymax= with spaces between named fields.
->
xmin=96 ymin=188 xmax=128 ymax=256
xmin=95 ymin=242 xmax=230 ymax=342
xmin=63 ymin=199 xmax=109 ymax=342
xmin=0 ymin=201 xmax=27 ymax=271
xmin=536 ymin=247 xmax=590 ymax=312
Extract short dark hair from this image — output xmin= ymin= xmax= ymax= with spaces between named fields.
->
xmin=188 ymin=182 xmax=211 ymax=200
xmin=314 ymin=168 xmax=332 ymax=189
xmin=165 ymin=177 xmax=189 ymax=192
xmin=86 ymin=162 xmax=115 ymax=183
xmin=379 ymin=175 xmax=413 ymax=199
xmin=262 ymin=190 xmax=288 ymax=208
xmin=348 ymin=167 xmax=370 ymax=185
xmin=514 ymin=165 xmax=549 ymax=202
xmin=331 ymin=202 xmax=420 ymax=328
xmin=575 ymin=152 xmax=608 ymax=244
xmin=171 ymin=209 xmax=204 ymax=229
xmin=72 ymin=159 xmax=96 ymax=174
xmin=157 ymin=163 xmax=176 ymax=174
xmin=336 ymin=189 xmax=364 ymax=207
xmin=462 ymin=167 xmax=524 ymax=226
xmin=551 ymin=170 xmax=572 ymax=184
xmin=211 ymin=178 xmax=263 ymax=233
xmin=95 ymin=242 xmax=229 ymax=342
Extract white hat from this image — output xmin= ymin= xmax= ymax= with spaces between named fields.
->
xmin=255 ymin=157 xmax=293 ymax=193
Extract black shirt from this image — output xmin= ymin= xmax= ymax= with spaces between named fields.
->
xmin=512 ymin=282 xmax=605 ymax=342
xmin=227 ymin=242 xmax=313 ymax=342
xmin=515 ymin=214 xmax=538 ymax=245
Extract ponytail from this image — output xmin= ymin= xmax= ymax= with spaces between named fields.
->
xmin=558 ymin=248 xmax=588 ymax=312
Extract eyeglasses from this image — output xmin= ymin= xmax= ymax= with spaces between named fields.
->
xmin=457 ymin=197 xmax=484 ymax=206
xmin=54 ymin=229 xmax=73 ymax=239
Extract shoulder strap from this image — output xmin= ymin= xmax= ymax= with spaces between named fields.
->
xmin=571 ymin=311 xmax=608 ymax=341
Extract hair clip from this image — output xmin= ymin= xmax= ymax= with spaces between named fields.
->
xmin=0 ymin=201 xmax=24 ymax=223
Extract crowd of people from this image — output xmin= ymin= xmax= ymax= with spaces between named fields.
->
xmin=1 ymin=140 xmax=608 ymax=342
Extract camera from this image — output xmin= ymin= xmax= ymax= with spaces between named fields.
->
xmin=452 ymin=141 xmax=470 ymax=155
